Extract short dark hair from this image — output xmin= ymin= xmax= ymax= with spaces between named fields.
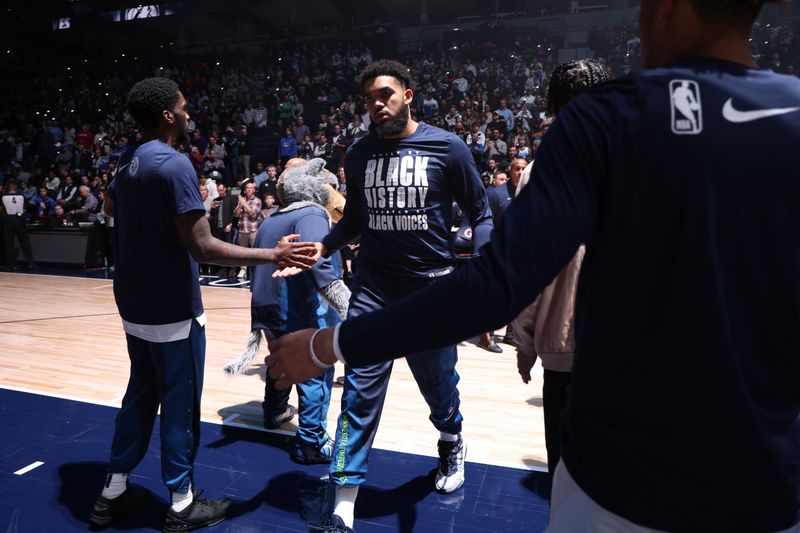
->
xmin=688 ymin=0 xmax=768 ymax=26
xmin=127 ymin=77 xmax=180 ymax=130
xmin=547 ymin=59 xmax=609 ymax=115
xmin=358 ymin=59 xmax=413 ymax=91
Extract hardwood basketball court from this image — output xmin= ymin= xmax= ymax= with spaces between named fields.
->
xmin=0 ymin=271 xmax=547 ymax=472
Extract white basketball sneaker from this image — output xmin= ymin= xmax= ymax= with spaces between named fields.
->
xmin=435 ymin=435 xmax=466 ymax=493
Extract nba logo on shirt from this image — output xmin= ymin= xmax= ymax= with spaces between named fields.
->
xmin=669 ymin=80 xmax=702 ymax=135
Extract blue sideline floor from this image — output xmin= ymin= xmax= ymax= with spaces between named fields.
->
xmin=0 ymin=388 xmax=550 ymax=532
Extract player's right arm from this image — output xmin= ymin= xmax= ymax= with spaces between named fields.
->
xmin=162 ymin=153 xmax=316 ymax=269
xmin=175 ymin=210 xmax=316 ymax=268
xmin=319 ymin=152 xmax=364 ymax=258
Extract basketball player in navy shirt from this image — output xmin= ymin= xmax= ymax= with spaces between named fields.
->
xmin=293 ymin=60 xmax=493 ymax=532
xmin=89 ymin=78 xmax=316 ymax=532
xmin=269 ymin=0 xmax=800 ymax=531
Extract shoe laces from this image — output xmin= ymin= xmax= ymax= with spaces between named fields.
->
xmin=309 ymin=517 xmax=349 ymax=532
xmin=191 ymin=490 xmax=214 ymax=510
xmin=438 ymin=439 xmax=461 ymax=475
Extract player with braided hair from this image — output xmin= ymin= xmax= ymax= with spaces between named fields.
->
xmin=545 ymin=59 xmax=610 ymax=115
xmin=89 ymin=77 xmax=316 ymax=532
xmin=511 ymin=58 xmax=609 ymax=491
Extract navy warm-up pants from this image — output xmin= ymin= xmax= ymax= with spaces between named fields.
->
xmin=330 ymin=268 xmax=463 ymax=486
xmin=108 ymin=319 xmax=205 ymax=494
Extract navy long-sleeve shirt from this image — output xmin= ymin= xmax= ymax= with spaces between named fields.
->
xmin=336 ymin=58 xmax=800 ymax=531
xmin=322 ymin=122 xmax=493 ymax=278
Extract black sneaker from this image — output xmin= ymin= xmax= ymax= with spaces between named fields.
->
xmin=263 ymin=404 xmax=297 ymax=429
xmin=163 ymin=492 xmax=231 ymax=533
xmin=89 ymin=485 xmax=151 ymax=528
xmin=435 ymin=435 xmax=467 ymax=494
xmin=291 ymin=438 xmax=334 ymax=465
xmin=309 ymin=514 xmax=354 ymax=532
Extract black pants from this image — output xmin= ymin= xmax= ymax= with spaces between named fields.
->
xmin=543 ymin=369 xmax=572 ymax=483
xmin=3 ymin=215 xmax=33 ymax=269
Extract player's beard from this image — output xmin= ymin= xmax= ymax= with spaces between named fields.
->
xmin=370 ymin=104 xmax=409 ymax=138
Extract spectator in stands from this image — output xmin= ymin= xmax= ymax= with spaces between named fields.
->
xmin=233 ymin=182 xmax=261 ymax=279
xmin=200 ymin=186 xmax=212 ymax=220
xmin=44 ymin=169 xmax=61 ymax=197
xmin=330 ymin=124 xmax=348 ymax=171
xmin=422 ymin=92 xmax=439 ymax=119
xmin=487 ymin=112 xmax=509 ymax=137
xmin=71 ymin=185 xmax=99 ymax=222
xmin=279 ymin=128 xmax=298 ymax=167
xmin=111 ymin=136 xmax=128 ymax=161
xmin=206 ymin=136 xmax=226 ymax=160
xmin=210 ymin=182 xmax=238 ymax=278
xmin=258 ymin=165 xmax=280 ymax=206
xmin=345 ymin=114 xmax=368 ymax=143
xmin=49 ymin=203 xmax=76 ymax=228
xmin=32 ymin=186 xmax=55 ymax=219
xmin=444 ymin=105 xmax=461 ymax=128
xmin=243 ymin=101 xmax=257 ymax=128
xmin=313 ymin=132 xmax=332 ymax=167
xmin=75 ymin=124 xmax=93 ymax=150
xmin=54 ymin=147 xmax=74 ymax=175
xmin=517 ymin=136 xmax=532 ymax=161
xmin=189 ymin=146 xmax=204 ymax=175
xmin=191 ymin=130 xmax=208 ymax=154
xmin=480 ymin=159 xmax=498 ymax=187
xmin=261 ymin=192 xmax=279 ymax=218
xmin=203 ymin=150 xmax=225 ymax=175
xmin=19 ymin=180 xmax=36 ymax=209
xmin=252 ymin=162 xmax=268 ymax=188
xmin=201 ymin=172 xmax=220 ymax=200
xmin=292 ymin=116 xmax=311 ymax=144
xmin=238 ymin=125 xmax=251 ymax=179
xmin=298 ymin=134 xmax=316 ymax=160
xmin=336 ymin=166 xmax=347 ymax=196
xmin=56 ymin=174 xmax=78 ymax=205
xmin=484 ymin=128 xmax=507 ymax=163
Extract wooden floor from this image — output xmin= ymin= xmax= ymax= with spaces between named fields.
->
xmin=0 ymin=272 xmax=547 ymax=471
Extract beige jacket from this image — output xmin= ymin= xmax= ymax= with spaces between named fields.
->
xmin=511 ymin=161 xmax=583 ymax=372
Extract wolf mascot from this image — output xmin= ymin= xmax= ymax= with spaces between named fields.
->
xmin=224 ymin=158 xmax=349 ymax=464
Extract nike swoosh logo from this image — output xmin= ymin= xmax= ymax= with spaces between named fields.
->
xmin=113 ymin=164 xmax=128 ymax=177
xmin=722 ymin=98 xmax=800 ymax=123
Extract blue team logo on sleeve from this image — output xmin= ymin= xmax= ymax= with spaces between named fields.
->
xmin=129 ymin=156 xmax=140 ymax=176
xmin=670 ymin=80 xmax=702 ymax=135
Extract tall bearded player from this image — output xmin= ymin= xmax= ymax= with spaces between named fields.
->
xmin=295 ymin=59 xmax=493 ymax=532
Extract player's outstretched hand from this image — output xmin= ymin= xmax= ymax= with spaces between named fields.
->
xmin=265 ymin=327 xmax=335 ymax=389
xmin=274 ymin=234 xmax=319 ymax=269
xmin=272 ymin=241 xmax=325 ymax=277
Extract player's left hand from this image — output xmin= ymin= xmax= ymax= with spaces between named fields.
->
xmin=517 ymin=351 xmax=537 ymax=384
xmin=273 ymin=234 xmax=319 ymax=269
xmin=272 ymin=266 xmax=305 ymax=278
xmin=266 ymin=327 xmax=336 ymax=389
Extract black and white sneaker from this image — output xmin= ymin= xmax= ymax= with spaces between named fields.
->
xmin=89 ymin=484 xmax=151 ymax=528
xmin=162 ymin=492 xmax=231 ymax=533
xmin=435 ymin=435 xmax=467 ymax=493
xmin=309 ymin=514 xmax=354 ymax=532
xmin=292 ymin=438 xmax=334 ymax=465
